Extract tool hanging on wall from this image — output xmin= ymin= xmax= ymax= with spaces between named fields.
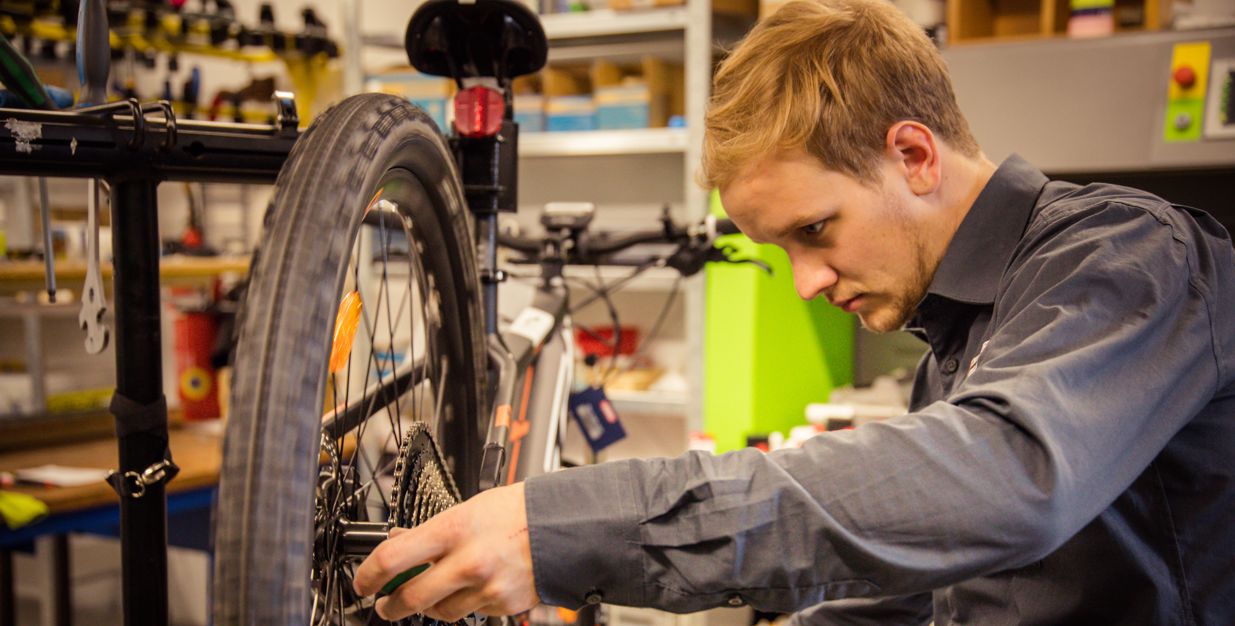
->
xmin=77 ymin=0 xmax=111 ymax=355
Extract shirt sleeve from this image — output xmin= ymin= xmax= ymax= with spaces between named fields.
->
xmin=524 ymin=201 xmax=1220 ymax=614
xmin=789 ymin=594 xmax=933 ymax=625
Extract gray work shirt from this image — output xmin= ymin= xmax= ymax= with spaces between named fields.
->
xmin=524 ymin=155 xmax=1235 ymax=625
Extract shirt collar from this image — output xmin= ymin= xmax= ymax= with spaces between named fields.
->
xmin=924 ymin=154 xmax=1048 ymax=305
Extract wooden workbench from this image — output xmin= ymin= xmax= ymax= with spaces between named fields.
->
xmin=0 ymin=423 xmax=223 ymax=515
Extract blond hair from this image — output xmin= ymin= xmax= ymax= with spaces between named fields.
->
xmin=701 ymin=0 xmax=979 ymax=189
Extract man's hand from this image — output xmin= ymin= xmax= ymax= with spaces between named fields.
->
xmin=352 ymin=482 xmax=541 ymax=622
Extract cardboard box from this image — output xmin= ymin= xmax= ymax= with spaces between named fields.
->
xmin=759 ymin=0 xmax=793 ymax=19
xmin=591 ymin=57 xmax=683 ymax=129
xmin=610 ymin=0 xmax=758 ymax=17
xmin=546 ymin=95 xmax=596 ymax=131
xmin=543 ymin=65 xmax=596 ymax=131
xmin=365 ymin=68 xmax=454 ymax=132
xmin=514 ymin=94 xmax=546 ymax=132
xmin=513 ymin=75 xmax=546 ymax=132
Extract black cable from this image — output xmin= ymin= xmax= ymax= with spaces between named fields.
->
xmin=593 ymin=266 xmax=622 ymax=385
xmin=629 ymin=274 xmax=682 ymax=366
xmin=564 ymin=274 xmax=623 ymax=385
xmin=570 ymin=268 xmax=683 ymax=385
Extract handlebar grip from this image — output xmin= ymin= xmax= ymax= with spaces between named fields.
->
xmin=715 ymin=218 xmax=740 ymax=236
xmin=587 ymin=230 xmax=670 ymax=255
xmin=76 ymin=0 xmax=110 ymax=107
xmin=497 ymin=232 xmax=541 ymax=254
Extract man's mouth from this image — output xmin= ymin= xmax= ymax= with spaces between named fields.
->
xmin=833 ymin=295 xmax=863 ymax=313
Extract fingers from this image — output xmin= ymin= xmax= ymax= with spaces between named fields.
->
xmin=352 ymin=513 xmax=458 ymax=596
xmin=373 ymin=547 xmax=492 ymax=622
xmin=410 ymin=586 xmax=492 ymax=623
xmin=356 ymin=483 xmax=537 ymax=622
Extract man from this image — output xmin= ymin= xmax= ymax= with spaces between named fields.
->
xmin=354 ymin=0 xmax=1235 ymax=623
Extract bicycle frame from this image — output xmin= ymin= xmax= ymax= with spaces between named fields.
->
xmin=481 ymin=268 xmax=577 ymax=489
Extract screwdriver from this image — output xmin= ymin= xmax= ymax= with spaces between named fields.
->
xmin=379 ymin=563 xmax=430 ymax=597
xmin=0 ymin=34 xmax=57 ymax=302
xmin=76 ymin=0 xmax=110 ymax=107
xmin=0 ymin=34 xmax=55 ymax=110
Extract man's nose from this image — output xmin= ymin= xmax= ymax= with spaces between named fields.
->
xmin=790 ymin=255 xmax=838 ymax=301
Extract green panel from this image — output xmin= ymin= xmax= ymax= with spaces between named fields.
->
xmin=1070 ymin=0 xmax=1113 ymax=10
xmin=704 ymin=192 xmax=855 ymax=453
xmin=748 ymin=245 xmax=854 ymax=447
xmin=1163 ymin=99 xmax=1205 ymax=142
xmin=704 ymin=253 xmax=761 ymax=453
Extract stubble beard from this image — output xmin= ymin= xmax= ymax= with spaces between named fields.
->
xmin=856 ymin=200 xmax=935 ymax=334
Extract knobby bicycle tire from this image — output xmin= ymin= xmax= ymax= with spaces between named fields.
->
xmin=214 ymin=93 xmax=488 ymax=625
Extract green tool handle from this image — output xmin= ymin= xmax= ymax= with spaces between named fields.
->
xmin=378 ymin=563 xmax=430 ymax=597
xmin=0 ymin=34 xmax=53 ymax=110
xmin=76 ymin=0 xmax=110 ymax=107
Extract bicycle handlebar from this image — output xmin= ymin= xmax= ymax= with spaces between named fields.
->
xmin=498 ymin=217 xmax=739 ymax=259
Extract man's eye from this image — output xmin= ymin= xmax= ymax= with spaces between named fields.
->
xmin=801 ymin=219 xmax=827 ymax=235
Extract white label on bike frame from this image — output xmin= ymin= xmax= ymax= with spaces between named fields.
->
xmin=510 ymin=308 xmax=555 ymax=345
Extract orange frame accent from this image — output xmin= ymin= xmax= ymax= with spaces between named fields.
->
xmin=505 ymin=365 xmax=535 ymax=485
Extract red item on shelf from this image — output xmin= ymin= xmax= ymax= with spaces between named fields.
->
xmin=173 ymin=310 xmax=220 ymax=420
xmin=574 ymin=326 xmax=639 ymax=357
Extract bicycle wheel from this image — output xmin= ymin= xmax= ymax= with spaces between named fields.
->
xmin=214 ymin=93 xmax=488 ymax=625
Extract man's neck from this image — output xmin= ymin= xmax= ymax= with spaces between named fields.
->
xmin=941 ymin=149 xmax=999 ymax=236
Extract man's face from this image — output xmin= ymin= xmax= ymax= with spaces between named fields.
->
xmin=719 ymin=149 xmax=943 ymax=333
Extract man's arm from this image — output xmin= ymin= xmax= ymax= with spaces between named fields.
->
xmin=357 ymin=201 xmax=1220 ymax=621
xmin=526 ymin=202 xmax=1219 ymax=612
xmin=790 ymin=595 xmax=934 ymax=626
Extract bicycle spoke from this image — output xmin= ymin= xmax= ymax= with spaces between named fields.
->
xmin=377 ymin=210 xmax=409 ymax=447
xmin=397 ymin=210 xmax=440 ymax=439
xmin=322 ymin=357 xmax=428 ymax=439
xmin=314 ymin=196 xmax=447 ymax=625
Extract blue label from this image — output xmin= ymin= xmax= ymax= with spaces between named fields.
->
xmin=568 ymin=386 xmax=626 ymax=452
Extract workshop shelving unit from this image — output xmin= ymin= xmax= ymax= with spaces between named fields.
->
xmin=535 ymin=2 xmax=753 ymax=432
xmin=347 ymin=0 xmax=755 ymax=433
xmin=947 ymin=0 xmax=1166 ymax=44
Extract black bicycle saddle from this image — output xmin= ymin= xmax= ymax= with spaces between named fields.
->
xmin=405 ymin=0 xmax=548 ymax=84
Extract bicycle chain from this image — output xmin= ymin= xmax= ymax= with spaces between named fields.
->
xmin=390 ymin=421 xmax=461 ymax=527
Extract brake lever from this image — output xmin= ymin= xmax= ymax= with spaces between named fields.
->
xmin=713 ymin=243 xmax=772 ymax=274
xmin=666 ymin=243 xmax=772 ymax=277
xmin=726 ymin=254 xmax=772 ymax=274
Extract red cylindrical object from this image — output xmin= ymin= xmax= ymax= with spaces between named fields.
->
xmin=173 ymin=311 xmax=220 ymax=420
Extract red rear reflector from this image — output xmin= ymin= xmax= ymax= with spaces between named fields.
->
xmin=453 ymin=86 xmax=505 ymax=138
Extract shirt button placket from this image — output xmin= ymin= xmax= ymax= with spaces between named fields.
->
xmin=726 ymin=594 xmax=745 ymax=607
xmin=942 ymin=358 xmax=959 ymax=375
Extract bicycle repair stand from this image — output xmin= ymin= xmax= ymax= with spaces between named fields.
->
xmin=0 ymin=95 xmax=299 ymax=626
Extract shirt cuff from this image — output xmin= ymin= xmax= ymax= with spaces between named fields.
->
xmin=524 ymin=460 xmax=645 ymax=609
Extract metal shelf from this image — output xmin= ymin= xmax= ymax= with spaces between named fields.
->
xmin=521 ymin=128 xmax=688 ymax=157
xmin=363 ymin=8 xmax=690 ymax=53
xmin=608 ymin=390 xmax=689 ymax=414
xmin=540 ymin=8 xmax=689 ymax=40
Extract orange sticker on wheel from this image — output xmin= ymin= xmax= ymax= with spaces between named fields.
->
xmin=329 ymin=291 xmax=364 ymax=374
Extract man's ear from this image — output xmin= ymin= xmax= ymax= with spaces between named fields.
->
xmin=885 ymin=121 xmax=941 ymax=196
